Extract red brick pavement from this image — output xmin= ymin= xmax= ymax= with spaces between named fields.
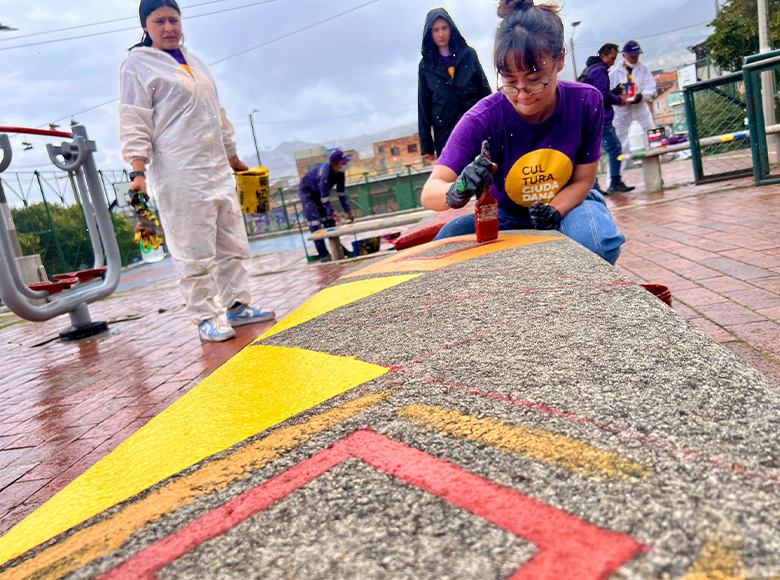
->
xmin=1 ymin=159 xmax=779 ymax=540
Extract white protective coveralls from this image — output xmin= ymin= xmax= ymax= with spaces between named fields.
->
xmin=609 ymin=59 xmax=657 ymax=173
xmin=119 ymin=46 xmax=251 ymax=325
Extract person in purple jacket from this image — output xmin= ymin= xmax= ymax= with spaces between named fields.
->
xmin=421 ymin=0 xmax=625 ymax=264
xmin=581 ymin=43 xmax=635 ymax=195
xmin=299 ymin=149 xmax=355 ymax=262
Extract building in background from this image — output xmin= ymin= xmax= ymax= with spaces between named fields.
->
xmin=294 ymin=147 xmax=329 ymax=179
xmin=652 ymin=70 xmax=680 ymax=131
xmin=372 ymin=134 xmax=429 ymax=174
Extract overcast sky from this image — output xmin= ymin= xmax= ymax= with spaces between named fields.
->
xmin=1 ymin=0 xmax=714 ymax=174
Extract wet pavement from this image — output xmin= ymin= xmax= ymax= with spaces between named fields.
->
xmin=0 ymin=157 xmax=779 ymax=577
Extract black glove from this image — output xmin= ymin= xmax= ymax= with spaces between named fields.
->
xmin=322 ymin=217 xmax=336 ymax=229
xmin=611 ymin=84 xmax=623 ymax=95
xmin=633 ymin=93 xmax=643 ymax=103
xmin=445 ymin=149 xmax=496 ymax=209
xmin=528 ymin=202 xmax=562 ymax=230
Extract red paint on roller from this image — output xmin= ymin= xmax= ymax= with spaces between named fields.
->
xmin=475 ymin=141 xmax=499 ymax=243
xmin=99 ymin=429 xmax=643 ymax=580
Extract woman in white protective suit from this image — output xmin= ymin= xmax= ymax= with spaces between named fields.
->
xmin=609 ymin=40 xmax=657 ymax=174
xmin=120 ymin=0 xmax=275 ymax=342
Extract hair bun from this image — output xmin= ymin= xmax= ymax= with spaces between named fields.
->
xmin=497 ymin=0 xmax=534 ymax=18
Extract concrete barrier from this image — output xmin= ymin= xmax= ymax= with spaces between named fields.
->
xmin=1 ymin=231 xmax=779 ymax=579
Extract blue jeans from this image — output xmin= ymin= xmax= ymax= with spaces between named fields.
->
xmin=602 ymin=124 xmax=623 ymax=184
xmin=433 ymin=190 xmax=625 ymax=265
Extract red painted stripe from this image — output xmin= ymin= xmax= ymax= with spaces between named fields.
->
xmin=98 ymin=429 xmax=642 ymax=580
xmin=98 ymin=443 xmax=353 ymax=580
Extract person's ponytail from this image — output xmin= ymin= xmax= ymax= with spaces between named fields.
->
xmin=497 ymin=0 xmax=535 ymax=18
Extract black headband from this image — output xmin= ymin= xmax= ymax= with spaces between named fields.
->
xmin=139 ymin=0 xmax=181 ymax=27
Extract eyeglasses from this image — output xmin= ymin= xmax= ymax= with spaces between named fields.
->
xmin=497 ymin=75 xmax=550 ymax=97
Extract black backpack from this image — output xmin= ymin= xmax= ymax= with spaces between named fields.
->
xmin=577 ymin=64 xmax=597 ymax=84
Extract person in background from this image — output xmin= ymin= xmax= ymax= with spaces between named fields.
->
xmin=421 ymin=0 xmax=624 ymax=265
xmin=119 ymin=0 xmax=275 ymax=343
xmin=298 ymin=149 xmax=355 ymax=263
xmin=418 ymin=7 xmax=492 ymax=162
xmin=610 ymin=40 xmax=657 ymax=175
xmin=580 ymin=43 xmax=635 ymax=194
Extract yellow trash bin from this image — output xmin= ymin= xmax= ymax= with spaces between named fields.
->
xmin=235 ymin=166 xmax=271 ymax=214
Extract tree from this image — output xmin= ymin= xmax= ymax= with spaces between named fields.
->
xmin=707 ymin=0 xmax=780 ymax=71
xmin=11 ymin=202 xmax=139 ymax=277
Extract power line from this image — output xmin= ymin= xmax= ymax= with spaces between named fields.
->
xmin=577 ymin=21 xmax=710 ymax=48
xmin=0 ymin=0 xmax=269 ymax=42
xmin=209 ymin=0 xmax=380 ymax=65
xmin=255 ymin=102 xmax=414 ymax=125
xmin=0 ymin=0 xmax=284 ymax=51
xmin=39 ymin=0 xmax=381 ymax=128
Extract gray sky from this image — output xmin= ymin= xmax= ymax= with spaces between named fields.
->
xmin=1 ymin=0 xmax=714 ymax=173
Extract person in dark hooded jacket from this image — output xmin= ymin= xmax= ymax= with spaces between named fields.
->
xmin=418 ymin=8 xmax=492 ymax=160
xmin=579 ymin=43 xmax=634 ymax=194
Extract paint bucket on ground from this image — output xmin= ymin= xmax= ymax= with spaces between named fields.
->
xmin=641 ymin=283 xmax=672 ymax=307
xmin=352 ymin=236 xmax=381 ymax=256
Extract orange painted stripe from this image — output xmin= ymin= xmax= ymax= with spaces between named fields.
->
xmin=340 ymin=234 xmax=559 ymax=279
xmin=398 ymin=405 xmax=651 ymax=479
xmin=0 ymin=392 xmax=393 ymax=580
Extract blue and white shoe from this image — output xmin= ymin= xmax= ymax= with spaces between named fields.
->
xmin=226 ymin=304 xmax=276 ymax=327
xmin=198 ymin=318 xmax=237 ymax=342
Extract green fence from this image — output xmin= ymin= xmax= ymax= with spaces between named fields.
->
xmin=744 ymin=51 xmax=780 ymax=185
xmin=1 ymin=169 xmax=140 ymax=278
xmin=2 ymin=164 xmax=433 ymax=271
xmin=683 ymin=72 xmax=753 ymax=185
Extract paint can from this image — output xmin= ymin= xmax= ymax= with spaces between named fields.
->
xmin=641 ymin=283 xmax=672 ymax=307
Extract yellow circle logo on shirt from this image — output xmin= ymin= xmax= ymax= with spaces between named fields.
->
xmin=504 ymin=149 xmax=573 ymax=207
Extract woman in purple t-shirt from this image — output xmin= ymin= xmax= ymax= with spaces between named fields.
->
xmin=421 ymin=0 xmax=625 ymax=264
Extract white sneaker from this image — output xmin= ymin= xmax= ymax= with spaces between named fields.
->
xmin=226 ymin=304 xmax=276 ymax=327
xmin=198 ymin=318 xmax=237 ymax=342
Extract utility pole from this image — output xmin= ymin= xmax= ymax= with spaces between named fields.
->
xmin=570 ymin=21 xmax=582 ymax=79
xmin=249 ymin=109 xmax=262 ymax=166
xmin=757 ymin=0 xmax=780 ymax=163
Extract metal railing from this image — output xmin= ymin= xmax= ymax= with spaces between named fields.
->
xmin=684 ymin=72 xmax=753 ymax=185
xmin=744 ymin=51 xmax=780 ymax=185
xmin=1 ymin=163 xmax=434 ymax=270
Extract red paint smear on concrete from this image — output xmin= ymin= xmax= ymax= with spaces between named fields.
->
xmin=99 ymin=429 xmax=642 ymax=580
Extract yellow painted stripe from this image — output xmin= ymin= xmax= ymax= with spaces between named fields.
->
xmin=257 ymin=274 xmax=421 ymax=340
xmin=679 ymin=532 xmax=745 ymax=580
xmin=0 ymin=391 xmax=394 ymax=580
xmin=341 ymin=234 xmax=559 ymax=279
xmin=398 ymin=405 xmax=651 ymax=479
xmin=721 ymin=135 xmax=735 ymax=142
xmin=0 ymin=347 xmax=390 ymax=567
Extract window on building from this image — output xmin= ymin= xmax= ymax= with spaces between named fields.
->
xmin=655 ymin=101 xmax=661 ymax=112
xmin=408 ymin=144 xmax=418 ymax=153
xmin=391 ymin=147 xmax=400 ymax=156
xmin=377 ymin=146 xmax=385 ymax=153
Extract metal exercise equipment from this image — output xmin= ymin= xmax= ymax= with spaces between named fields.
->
xmin=0 ymin=125 xmax=121 ymax=340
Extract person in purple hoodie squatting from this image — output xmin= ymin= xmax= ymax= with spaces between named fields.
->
xmin=298 ymin=149 xmax=355 ymax=262
xmin=421 ymin=0 xmax=625 ymax=265
xmin=580 ymin=43 xmax=635 ymax=195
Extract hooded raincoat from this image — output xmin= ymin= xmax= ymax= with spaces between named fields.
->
xmin=418 ymin=8 xmax=491 ymax=157
xmin=120 ymin=45 xmax=251 ymax=324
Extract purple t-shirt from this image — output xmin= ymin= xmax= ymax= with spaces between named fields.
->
xmin=438 ymin=80 xmax=604 ymax=218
